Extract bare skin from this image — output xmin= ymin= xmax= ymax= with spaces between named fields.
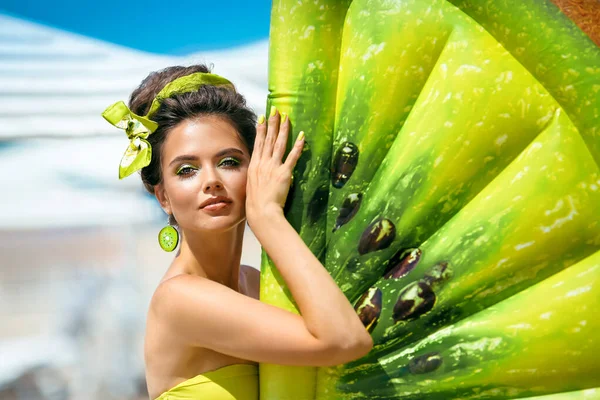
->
xmin=144 ymin=111 xmax=373 ymax=399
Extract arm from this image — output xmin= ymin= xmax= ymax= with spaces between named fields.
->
xmin=246 ymin=109 xmax=373 ymax=358
xmin=152 ymin=272 xmax=371 ymax=367
xmin=251 ymin=210 xmax=373 ymax=354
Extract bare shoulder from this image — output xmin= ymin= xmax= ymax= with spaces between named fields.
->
xmin=151 ymin=274 xmax=222 ymax=317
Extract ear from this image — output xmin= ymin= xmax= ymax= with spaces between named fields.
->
xmin=154 ymin=183 xmax=172 ymax=216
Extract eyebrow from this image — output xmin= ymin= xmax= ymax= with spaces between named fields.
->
xmin=169 ymin=148 xmax=246 ymax=167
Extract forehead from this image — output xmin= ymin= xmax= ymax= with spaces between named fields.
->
xmin=162 ymin=115 xmax=246 ymax=159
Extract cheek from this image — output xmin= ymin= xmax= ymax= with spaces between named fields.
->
xmin=166 ymin=178 xmax=203 ymax=211
xmin=231 ymin=170 xmax=248 ymax=199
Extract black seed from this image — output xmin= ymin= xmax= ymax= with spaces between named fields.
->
xmin=358 ymin=218 xmax=396 ymax=255
xmin=308 ymin=184 xmax=329 ymax=223
xmin=393 ymin=281 xmax=436 ymax=322
xmin=408 ymin=352 xmax=443 ymax=374
xmin=333 ymin=193 xmax=363 ymax=232
xmin=383 ymin=248 xmax=422 ymax=280
xmin=331 ymin=142 xmax=359 ymax=189
xmin=423 ymin=261 xmax=452 ymax=286
xmin=354 ymin=287 xmax=382 ymax=333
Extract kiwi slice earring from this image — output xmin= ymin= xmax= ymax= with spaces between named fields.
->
xmin=158 ymin=218 xmax=179 ymax=252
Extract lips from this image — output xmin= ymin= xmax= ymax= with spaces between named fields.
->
xmin=200 ymin=196 xmax=232 ymax=209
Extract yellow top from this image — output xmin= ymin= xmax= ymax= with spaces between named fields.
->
xmin=155 ymin=363 xmax=258 ymax=400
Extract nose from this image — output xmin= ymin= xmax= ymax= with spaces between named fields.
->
xmin=203 ymin=167 xmax=224 ymax=192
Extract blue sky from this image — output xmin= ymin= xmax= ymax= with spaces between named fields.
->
xmin=0 ymin=0 xmax=271 ymax=54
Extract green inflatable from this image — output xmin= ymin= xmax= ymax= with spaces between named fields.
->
xmin=260 ymin=0 xmax=600 ymax=398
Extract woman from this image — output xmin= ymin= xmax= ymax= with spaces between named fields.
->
xmin=103 ymin=64 xmax=373 ymax=400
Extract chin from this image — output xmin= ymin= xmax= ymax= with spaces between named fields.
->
xmin=195 ymin=214 xmax=245 ymax=232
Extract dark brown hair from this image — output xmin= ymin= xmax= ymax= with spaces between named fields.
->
xmin=128 ymin=64 xmax=257 ymax=197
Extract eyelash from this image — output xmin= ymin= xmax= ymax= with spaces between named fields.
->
xmin=220 ymin=157 xmax=241 ymax=168
xmin=176 ymin=157 xmax=241 ymax=178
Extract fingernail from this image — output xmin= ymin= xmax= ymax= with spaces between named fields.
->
xmin=281 ymin=112 xmax=288 ymax=123
xmin=270 ymin=105 xmax=277 ymax=117
xmin=297 ymin=131 xmax=305 ymax=141
xmin=258 ymin=114 xmax=265 ymax=124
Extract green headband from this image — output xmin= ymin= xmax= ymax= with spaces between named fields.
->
xmin=101 ymin=72 xmax=235 ymax=179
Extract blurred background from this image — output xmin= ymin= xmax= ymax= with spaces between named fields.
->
xmin=0 ymin=1 xmax=269 ymax=398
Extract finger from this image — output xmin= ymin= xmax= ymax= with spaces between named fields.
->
xmin=272 ymin=112 xmax=290 ymax=163
xmin=262 ymin=106 xmax=280 ymax=161
xmin=252 ymin=114 xmax=267 ymax=162
xmin=283 ymin=131 xmax=305 ymax=171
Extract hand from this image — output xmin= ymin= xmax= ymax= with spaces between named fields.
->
xmin=246 ymin=107 xmax=305 ymax=225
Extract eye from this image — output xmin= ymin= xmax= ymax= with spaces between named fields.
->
xmin=219 ymin=157 xmax=241 ymax=168
xmin=176 ymin=164 xmax=197 ymax=177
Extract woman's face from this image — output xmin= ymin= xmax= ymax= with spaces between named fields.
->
xmin=156 ymin=115 xmax=250 ymax=233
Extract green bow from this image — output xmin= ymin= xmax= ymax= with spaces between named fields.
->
xmin=102 ymin=101 xmax=159 ymax=179
xmin=102 ymin=72 xmax=235 ymax=180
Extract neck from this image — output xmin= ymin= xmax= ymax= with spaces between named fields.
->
xmin=176 ymin=221 xmax=246 ymax=291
